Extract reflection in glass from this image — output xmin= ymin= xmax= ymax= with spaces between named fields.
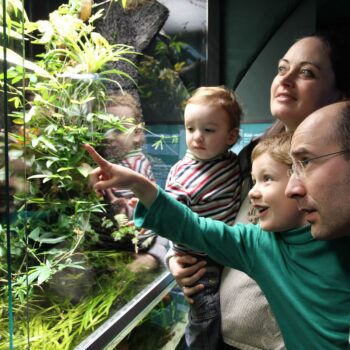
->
xmin=1 ymin=0 xmax=208 ymax=348
xmin=96 ymin=92 xmax=161 ymax=272
xmin=0 ymin=2 xmax=164 ymax=348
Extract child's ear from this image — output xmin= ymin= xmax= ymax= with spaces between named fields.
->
xmin=227 ymin=127 xmax=240 ymax=146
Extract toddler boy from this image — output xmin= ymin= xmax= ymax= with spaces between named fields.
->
xmin=165 ymin=86 xmax=242 ymax=349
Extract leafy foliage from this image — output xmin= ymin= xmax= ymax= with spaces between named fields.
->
xmin=0 ymin=2 xmax=150 ymax=348
xmin=0 ymin=1 xmax=185 ymax=348
xmin=138 ymin=33 xmax=194 ymax=123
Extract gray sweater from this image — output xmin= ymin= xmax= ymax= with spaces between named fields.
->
xmin=219 ymin=196 xmax=284 ymax=350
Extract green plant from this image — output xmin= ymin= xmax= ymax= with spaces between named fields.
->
xmin=0 ymin=0 xmax=54 ymax=77
xmin=138 ymin=33 xmax=192 ymax=123
xmin=0 ymin=1 xmax=157 ymax=348
xmin=1 ymin=0 xmax=137 ymax=296
xmin=0 ymin=251 xmax=149 ymax=350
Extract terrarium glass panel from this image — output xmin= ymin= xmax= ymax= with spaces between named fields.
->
xmin=1 ymin=0 xmax=208 ymax=349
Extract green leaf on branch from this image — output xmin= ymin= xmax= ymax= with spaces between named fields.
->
xmin=28 ymin=227 xmax=68 ymax=244
xmin=27 ymin=265 xmax=51 ymax=285
xmin=0 ymin=46 xmax=51 ymax=77
xmin=77 ymin=163 xmax=93 ymax=178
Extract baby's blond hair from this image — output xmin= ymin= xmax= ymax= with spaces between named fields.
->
xmin=106 ymin=92 xmax=142 ymax=124
xmin=186 ymin=86 xmax=243 ymax=129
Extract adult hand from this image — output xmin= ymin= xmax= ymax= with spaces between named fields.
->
xmin=169 ymin=255 xmax=207 ymax=304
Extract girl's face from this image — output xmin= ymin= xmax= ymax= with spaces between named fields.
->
xmin=248 ymin=153 xmax=306 ymax=232
xmin=270 ymin=37 xmax=341 ymax=131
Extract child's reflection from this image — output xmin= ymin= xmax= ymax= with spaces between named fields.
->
xmin=99 ymin=93 xmax=160 ymax=272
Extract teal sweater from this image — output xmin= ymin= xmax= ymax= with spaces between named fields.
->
xmin=134 ymin=188 xmax=350 ymax=349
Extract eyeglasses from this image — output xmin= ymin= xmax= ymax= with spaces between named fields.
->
xmin=288 ymin=149 xmax=350 ymax=178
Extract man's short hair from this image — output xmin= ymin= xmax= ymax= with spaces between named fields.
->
xmin=335 ymin=101 xmax=350 ymax=157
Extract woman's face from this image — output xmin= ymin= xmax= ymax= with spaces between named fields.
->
xmin=270 ymin=37 xmax=341 ymax=130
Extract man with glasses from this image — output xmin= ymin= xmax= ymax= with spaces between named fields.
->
xmin=286 ymin=101 xmax=350 ymax=349
xmin=286 ymin=100 xmax=350 ymax=240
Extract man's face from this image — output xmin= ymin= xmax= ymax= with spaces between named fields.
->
xmin=285 ymin=103 xmax=350 ymax=239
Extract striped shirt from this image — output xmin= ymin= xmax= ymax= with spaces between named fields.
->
xmin=166 ymin=150 xmax=241 ymax=256
xmin=114 ymin=149 xmax=155 ymax=199
xmin=121 ymin=149 xmax=155 ymax=181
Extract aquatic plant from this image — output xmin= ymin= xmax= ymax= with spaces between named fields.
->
xmin=0 ymin=1 xmax=158 ymax=348
xmin=0 ymin=251 xmax=156 ymax=350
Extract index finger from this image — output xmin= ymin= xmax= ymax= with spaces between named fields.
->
xmin=84 ymin=144 xmax=109 ymax=168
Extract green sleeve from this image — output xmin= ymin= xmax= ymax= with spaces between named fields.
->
xmin=134 ymin=187 xmax=260 ymax=274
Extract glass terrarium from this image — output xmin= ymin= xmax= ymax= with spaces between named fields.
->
xmin=0 ymin=0 xmax=208 ymax=349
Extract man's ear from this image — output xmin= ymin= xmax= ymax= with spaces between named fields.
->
xmin=227 ymin=127 xmax=240 ymax=146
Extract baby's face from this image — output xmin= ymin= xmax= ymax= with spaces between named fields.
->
xmin=184 ymin=103 xmax=238 ymax=160
xmin=107 ymin=106 xmax=144 ymax=152
xmin=107 ymin=105 xmax=134 ymax=120
xmin=108 ymin=126 xmax=145 ymax=154
xmin=248 ymin=153 xmax=307 ymax=232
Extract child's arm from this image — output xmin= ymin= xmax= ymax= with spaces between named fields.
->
xmin=84 ymin=144 xmax=157 ymax=208
xmin=85 ymin=145 xmax=258 ymax=273
xmin=134 ymin=187 xmax=259 ymax=272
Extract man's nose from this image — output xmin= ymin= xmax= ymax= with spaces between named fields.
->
xmin=285 ymin=174 xmax=306 ymax=199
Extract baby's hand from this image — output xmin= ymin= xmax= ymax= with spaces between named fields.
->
xmin=128 ymin=197 xmax=139 ymax=208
